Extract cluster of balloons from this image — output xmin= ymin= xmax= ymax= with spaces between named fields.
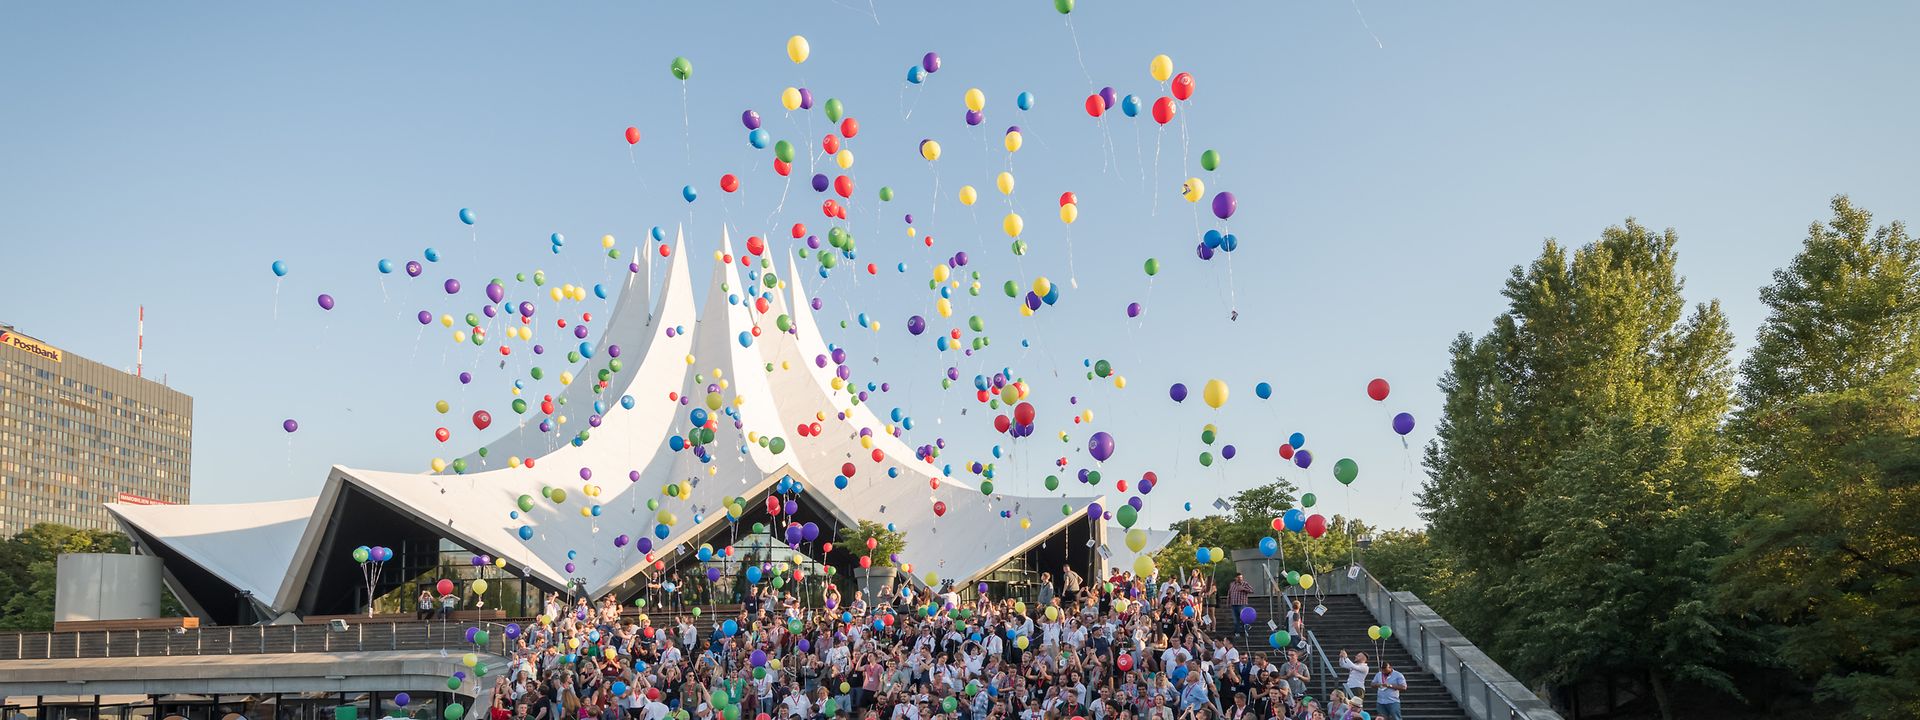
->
xmin=351 ymin=545 xmax=391 ymax=564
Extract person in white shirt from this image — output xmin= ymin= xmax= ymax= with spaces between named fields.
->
xmin=1338 ymin=649 xmax=1370 ymax=702
xmin=642 ymin=698 xmax=670 ymax=720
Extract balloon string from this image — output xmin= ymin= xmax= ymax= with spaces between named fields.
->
xmin=1350 ymin=0 xmax=1385 ymax=48
xmin=1064 ymin=17 xmax=1093 ymax=87
xmin=681 ymin=84 xmax=692 ymax=167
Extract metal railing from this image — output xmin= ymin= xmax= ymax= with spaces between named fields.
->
xmin=1304 ymin=629 xmax=1338 ymax=702
xmin=1340 ymin=565 xmax=1559 ymax=720
xmin=0 ymin=619 xmax=521 ymax=661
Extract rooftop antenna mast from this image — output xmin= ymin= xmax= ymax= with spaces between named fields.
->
xmin=137 ymin=305 xmax=144 ymax=378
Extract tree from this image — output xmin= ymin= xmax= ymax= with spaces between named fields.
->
xmin=837 ymin=520 xmax=907 ymax=567
xmin=1360 ymin=529 xmax=1442 ymax=598
xmin=0 ymin=524 xmax=135 ymax=630
xmin=1719 ymin=197 xmax=1920 ymax=717
xmin=1418 ymin=219 xmax=1736 ymax=712
xmin=1153 ymin=480 xmax=1371 ymax=589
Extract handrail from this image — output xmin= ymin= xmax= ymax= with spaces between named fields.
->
xmin=0 ymin=617 xmax=527 ymax=663
xmin=1304 ymin=629 xmax=1338 ymax=703
xmin=1339 ymin=564 xmax=1553 ymax=720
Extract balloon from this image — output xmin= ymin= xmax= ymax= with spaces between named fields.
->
xmin=1258 ymin=536 xmax=1278 ymax=557
xmin=1368 ymin=378 xmax=1390 ymax=401
xmin=270 ymin=260 xmax=288 ymax=277
xmin=471 ymin=579 xmax=489 ymax=595
xmin=1088 ymin=432 xmax=1115 ymax=462
xmin=1294 ymin=449 xmax=1313 ymax=469
xmin=1169 ymin=383 xmax=1188 ymax=402
xmin=964 ymin=88 xmax=985 ymax=113
xmin=1150 ymin=54 xmax=1173 ymax=82
xmin=436 ymin=579 xmax=454 ymax=596
xmin=316 ymin=294 xmax=335 ymax=311
xmin=958 ymin=185 xmax=977 ymax=205
xmin=786 ymin=35 xmax=810 ymax=64
xmin=1393 ymin=412 xmax=1417 ymax=435
xmin=472 ymin=410 xmax=491 ymax=430
xmin=1125 ymin=528 xmax=1148 ymax=552
xmin=1299 ymin=574 xmax=1315 ymax=590
xmin=919 ymin=139 xmax=941 ymax=161
xmin=1305 ymin=513 xmax=1328 ymax=539
xmin=1239 ymin=607 xmax=1256 ymax=624
xmin=1182 ymin=177 xmax=1205 ymax=203
xmin=1201 ymin=149 xmax=1221 ymax=171
xmin=625 ymin=127 xmax=641 ymax=145
xmin=1084 ymin=94 xmax=1105 ymax=118
xmin=670 ymin=56 xmax=692 ymax=80
xmin=1151 ymin=96 xmax=1176 ymax=124
xmin=1203 ymin=379 xmax=1228 ymax=409
xmin=1003 ymin=213 xmax=1023 ymax=237
xmin=282 ymin=419 xmax=298 ymax=433
xmin=922 ymin=52 xmax=941 ymax=73
xmin=1255 ymin=382 xmax=1273 ymax=399
xmin=458 ymin=208 xmax=476 ymax=225
xmin=1289 ymin=432 xmax=1307 ymax=449
xmin=1171 ymin=72 xmax=1194 ymax=100
xmin=1211 ymin=192 xmax=1237 ymax=220
xmin=1115 ymin=504 xmax=1137 ymax=529
xmin=1055 ymin=0 xmax=1073 ymax=13
xmin=1334 ymin=458 xmax=1359 ymax=485
xmin=1367 ymin=625 xmax=1381 ymax=640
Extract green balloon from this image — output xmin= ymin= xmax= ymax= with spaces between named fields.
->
xmin=353 ymin=548 xmax=370 ymax=563
xmin=533 ymin=270 xmax=546 ymax=286
xmin=1301 ymin=492 xmax=1317 ymax=508
xmin=774 ymin=139 xmax=796 ymax=164
xmin=1055 ymin=0 xmax=1074 ymax=14
xmin=1003 ymin=280 xmax=1019 ymax=297
xmin=1061 ymin=503 xmax=1072 ymax=516
xmin=446 ymin=677 xmax=462 ymax=691
xmin=1086 ymin=470 xmax=1101 ymax=485
xmin=477 ymin=447 xmax=488 ymax=457
xmin=1199 ymin=451 xmax=1214 ymax=467
xmin=769 ymin=436 xmax=786 ymax=454
xmin=776 ymin=314 xmax=792 ymax=331
xmin=969 ymin=315 xmax=985 ymax=332
xmin=513 ymin=398 xmax=528 ymax=414
xmin=1011 ymin=240 xmax=1029 ymax=256
xmin=1094 ymin=359 xmax=1112 ymax=377
xmin=566 ymin=350 xmax=581 ymax=363
xmin=980 ymin=481 xmax=994 ymax=496
xmin=451 ymin=458 xmax=467 ymax=473
xmin=1116 ymin=504 xmax=1138 ymax=529
xmin=878 ymin=187 xmax=894 ymax=202
xmin=942 ymin=698 xmax=958 ymax=713
xmin=1200 ymin=429 xmax=1216 ymax=445
xmin=670 ymin=56 xmax=692 ymax=80
xmin=1286 ymin=570 xmax=1300 ymax=585
xmin=1200 ymin=149 xmax=1221 ymax=171
xmin=1379 ymin=626 xmax=1393 ymax=639
xmin=444 ymin=705 xmax=465 ymax=720
xmin=1045 ymin=475 xmax=1059 ymax=491
xmin=1144 ymin=258 xmax=1160 ymax=276
xmin=1334 ymin=458 xmax=1359 ymax=485
xmin=518 ymin=494 xmax=535 ymax=512
xmin=608 ymin=359 xmax=623 ymax=373
xmin=824 ymin=98 xmax=844 ymax=123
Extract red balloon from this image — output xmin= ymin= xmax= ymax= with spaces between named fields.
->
xmin=1171 ymin=72 xmax=1195 ymax=100
xmin=866 ymin=537 xmax=878 ymax=550
xmin=871 ymin=448 xmax=885 ymax=462
xmin=435 ymin=579 xmax=454 ymax=596
xmin=859 ymin=555 xmax=872 ymax=568
xmin=773 ymin=158 xmax=792 ymax=176
xmin=659 ymin=243 xmax=672 ymax=257
xmin=932 ymin=501 xmax=947 ymax=517
xmin=1151 ymin=97 xmax=1176 ymax=125
xmin=624 ymin=126 xmax=640 ymax=145
xmin=1305 ymin=513 xmax=1328 ymax=539
xmin=1271 ymin=517 xmax=1285 ymax=532
xmin=1059 ymin=192 xmax=1077 ymax=207
xmin=839 ymin=117 xmax=859 ymax=138
xmin=747 ymin=236 xmax=766 ymax=256
xmin=1278 ymin=443 xmax=1295 ymax=460
xmin=1367 ymin=378 xmax=1390 ymax=401
xmin=720 ymin=174 xmax=739 ymax=193
xmin=1014 ymin=401 xmax=1037 ymax=426
xmin=994 ymin=414 xmax=1012 ymax=433
xmin=766 ymin=495 xmax=782 ymax=514
xmin=1116 ymin=479 xmax=1128 ymax=492
xmin=834 ymin=175 xmax=854 ymax=198
xmin=821 ymin=543 xmax=831 ymax=553
xmin=1142 ymin=471 xmax=1158 ymax=483
xmin=1084 ymin=94 xmax=1105 ymax=117
xmin=791 ymin=223 xmax=807 ymax=238
xmin=471 ymin=410 xmax=492 ymax=430
xmin=842 ymin=462 xmax=857 ymax=477
xmin=435 ymin=427 xmax=450 ymax=443
xmin=822 ymin=134 xmax=840 ymax=155
xmin=1117 ymin=654 xmax=1134 ymax=671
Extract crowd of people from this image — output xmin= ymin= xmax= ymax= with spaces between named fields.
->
xmin=480 ymin=566 xmax=1410 ymax=720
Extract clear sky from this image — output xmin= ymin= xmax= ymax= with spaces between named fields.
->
xmin=2 ymin=2 xmax=1916 ymax=533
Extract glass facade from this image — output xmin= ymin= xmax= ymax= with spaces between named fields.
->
xmin=0 ymin=326 xmax=192 ymax=536
xmin=3 ymin=692 xmax=455 ymax=720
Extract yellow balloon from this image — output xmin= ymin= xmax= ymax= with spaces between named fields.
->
xmin=781 ymin=87 xmax=802 ymax=112
xmin=1032 ymin=276 xmax=1052 ymax=297
xmin=936 ymin=297 xmax=953 ymax=318
xmin=1004 ymin=130 xmax=1023 ymax=153
xmin=933 ymin=265 xmax=951 ymax=283
xmin=470 ymin=578 xmax=489 ymax=595
xmin=924 ymin=571 xmax=939 ymax=586
xmin=600 ymin=234 xmax=616 ymax=249
xmin=1150 ymin=54 xmax=1174 ymax=83
xmin=1003 ymin=213 xmax=1024 ymax=237
xmin=430 ymin=458 xmax=447 ymax=473
xmin=549 ymin=287 xmax=564 ymax=302
xmin=550 ymin=488 xmax=567 ymax=503
xmin=958 ymin=185 xmax=978 ymax=206
xmin=1299 ymin=574 xmax=1315 ymax=590
xmin=964 ymin=88 xmax=985 ymax=113
xmin=435 ymin=400 xmax=450 ymax=414
xmin=1060 ymin=203 xmax=1079 ymax=224
xmin=1133 ymin=555 xmax=1156 ymax=577
xmin=1113 ymin=598 xmax=1129 ymax=614
xmin=1020 ymin=518 xmax=1031 ymax=529
xmin=494 ymin=558 xmax=507 ymax=569
xmin=835 ymin=149 xmax=854 ymax=169
xmin=1113 ymin=375 xmax=1127 ymax=389
xmin=996 ymin=171 xmax=1015 ymax=195
xmin=452 ymin=330 xmax=467 ymax=344
xmin=1203 ymin=378 xmax=1229 ymax=409
xmin=1125 ymin=528 xmax=1148 ymax=552
xmin=1015 ymin=601 xmax=1028 ymax=615
xmin=440 ymin=314 xmax=455 ymax=328
xmin=579 ymin=506 xmax=592 ymax=517
xmin=559 ymin=371 xmax=575 ymax=386
xmin=1367 ymin=626 xmax=1382 ymax=640
xmin=920 ymin=139 xmax=941 ymax=161
xmin=786 ymin=35 xmax=810 ymax=64
xmin=1045 ymin=606 xmax=1060 ymax=621
xmin=1016 ymin=635 xmax=1030 ymax=650
xmin=463 ymin=653 xmax=478 ymax=668
xmin=1183 ymin=177 xmax=1206 ymax=202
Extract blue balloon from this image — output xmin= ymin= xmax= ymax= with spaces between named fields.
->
xmin=518 ymin=525 xmax=533 ymax=540
xmin=424 ymin=247 xmax=440 ymax=262
xmin=611 ymin=682 xmax=628 ymax=697
xmin=651 ymin=226 xmax=665 ymax=242
xmin=697 ymin=546 xmax=713 ymax=561
xmin=458 ymin=208 xmax=476 ymax=225
xmin=690 ymin=408 xmax=709 ymax=426
xmin=377 ymin=258 xmax=394 ymax=274
xmin=1283 ymin=509 xmax=1306 ymax=532
xmin=654 ymin=523 xmax=671 ymax=539
xmin=1255 ymin=382 xmax=1273 ymax=399
xmin=621 ymin=395 xmax=636 ymax=410
xmin=1203 ymin=229 xmax=1225 ymax=249
xmin=1258 ymin=536 xmax=1278 ymax=557
xmin=682 ymin=185 xmax=698 ymax=202
xmin=1120 ymin=95 xmax=1140 ymax=117
xmin=1289 ymin=432 xmax=1306 ymax=449
xmin=668 ymin=436 xmax=686 ymax=451
xmin=1016 ymin=91 xmax=1035 ymax=110
xmin=594 ymin=284 xmax=607 ymax=299
xmin=270 ymin=260 xmax=288 ymax=277
xmin=1221 ymin=233 xmax=1239 ymax=252
xmin=907 ymin=65 xmax=925 ymax=84
xmin=1195 ymin=547 xmax=1210 ymax=563
xmin=749 ymin=128 xmax=771 ymax=149
xmin=721 ymin=619 xmax=739 ymax=637
xmin=738 ymin=331 xmax=754 ymax=348
xmin=745 ymin=566 xmax=763 ymax=584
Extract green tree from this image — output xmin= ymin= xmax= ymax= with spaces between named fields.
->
xmin=1360 ymin=529 xmax=1442 ymax=598
xmin=1153 ymin=480 xmax=1370 ymax=590
xmin=0 ymin=524 xmax=134 ymax=630
xmin=1719 ymin=197 xmax=1920 ymax=717
xmin=837 ymin=520 xmax=907 ymax=567
xmin=1418 ymin=219 xmax=1736 ymax=714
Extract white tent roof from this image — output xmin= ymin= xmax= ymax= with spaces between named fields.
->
xmin=107 ymin=497 xmax=317 ymax=608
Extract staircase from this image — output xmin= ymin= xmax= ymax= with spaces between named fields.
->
xmin=1301 ymin=594 xmax=1469 ymax=720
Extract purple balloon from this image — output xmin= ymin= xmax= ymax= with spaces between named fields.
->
xmin=965 ymin=110 xmax=983 ymax=126
xmin=417 ymin=310 xmax=432 ymax=324
xmin=316 ymin=294 xmax=335 ymax=310
xmin=706 ymin=567 xmax=721 ymax=582
xmin=482 ymin=305 xmax=497 ymax=319
xmin=1196 ymin=242 xmax=1216 ymax=260
xmin=614 ymin=534 xmax=628 ymax=548
xmin=802 ymin=522 xmax=820 ymax=541
xmin=1393 ymin=412 xmax=1416 ymax=436
xmin=1126 ymin=302 xmax=1142 ymax=318
xmin=798 ymin=88 xmax=813 ymax=109
xmin=907 ymin=315 xmax=927 ymax=336
xmin=1170 ymin=383 xmax=1189 ymax=402
xmin=1222 ymin=444 xmax=1237 ymax=460
xmin=459 ymin=372 xmax=472 ymax=384
xmin=1239 ymin=607 xmax=1256 ymax=624
xmin=1294 ymin=450 xmax=1314 ymax=469
xmin=564 ymin=562 xmax=576 ymax=573
xmin=742 ymin=110 xmax=762 ymax=129
xmin=1211 ymin=192 xmax=1237 ymax=220
xmin=608 ymin=344 xmax=621 ymax=358
xmin=784 ymin=499 xmax=799 ymax=515
xmin=922 ymin=52 xmax=941 ymax=73
xmin=1128 ymin=496 xmax=1144 ymax=510
xmin=394 ymin=693 xmax=411 ymax=708
xmin=1088 ymin=431 xmax=1116 ymax=462
xmin=812 ymin=173 xmax=831 ymax=192
xmin=637 ymin=538 xmax=652 ymax=553
xmin=1087 ymin=501 xmax=1104 ymax=519
xmin=406 ymin=260 xmax=423 ymax=277
xmin=282 ymin=419 xmax=298 ymax=433
xmin=486 ymin=282 xmax=505 ymax=303
xmin=1099 ymin=87 xmax=1117 ymax=109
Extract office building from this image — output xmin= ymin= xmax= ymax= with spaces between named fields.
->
xmin=0 ymin=323 xmax=192 ymax=536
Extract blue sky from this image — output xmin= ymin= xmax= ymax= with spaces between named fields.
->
xmin=2 ymin=2 xmax=1916 ymax=532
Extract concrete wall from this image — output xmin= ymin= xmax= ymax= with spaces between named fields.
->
xmin=55 ymin=553 xmax=162 ymax=622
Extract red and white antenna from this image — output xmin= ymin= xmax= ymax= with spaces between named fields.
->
xmin=137 ymin=305 xmax=145 ymax=378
